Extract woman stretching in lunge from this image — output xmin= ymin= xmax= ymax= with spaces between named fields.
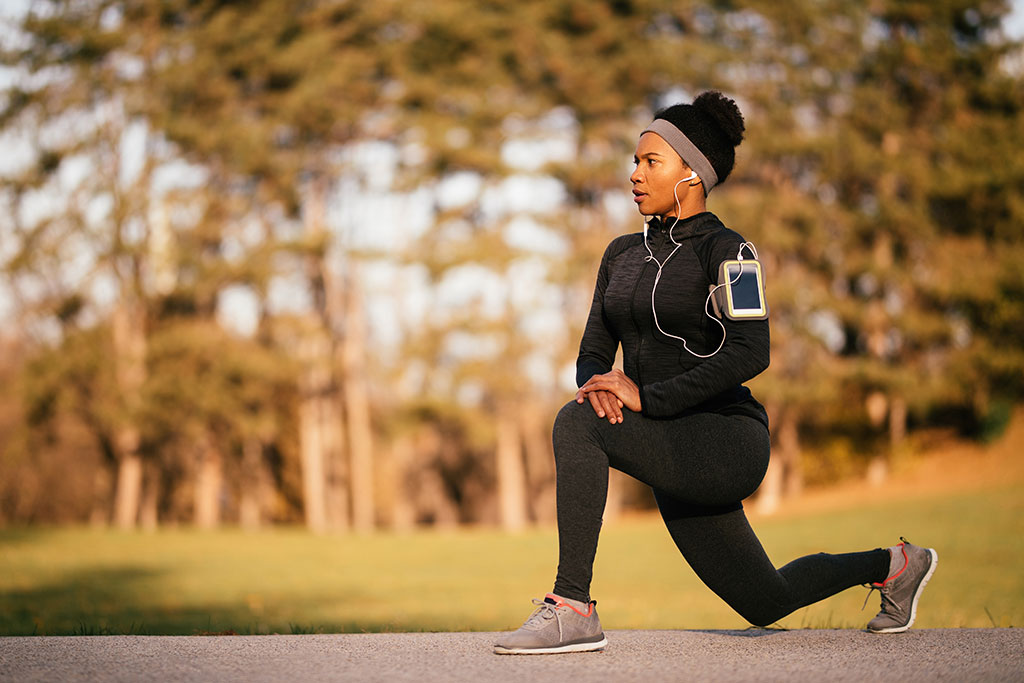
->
xmin=494 ymin=91 xmax=937 ymax=655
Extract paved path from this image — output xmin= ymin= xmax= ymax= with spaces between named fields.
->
xmin=2 ymin=629 xmax=1021 ymax=682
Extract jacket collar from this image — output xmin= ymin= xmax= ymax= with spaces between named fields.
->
xmin=646 ymin=211 xmax=717 ymax=240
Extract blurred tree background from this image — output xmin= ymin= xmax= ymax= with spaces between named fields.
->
xmin=0 ymin=0 xmax=1021 ymax=530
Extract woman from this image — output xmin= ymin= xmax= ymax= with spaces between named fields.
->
xmin=493 ymin=91 xmax=937 ymax=655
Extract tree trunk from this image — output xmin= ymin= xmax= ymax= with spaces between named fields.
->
xmin=495 ymin=405 xmax=528 ymax=532
xmin=864 ymin=391 xmax=904 ymax=486
xmin=323 ymin=392 xmax=350 ymax=532
xmin=239 ymin=438 xmax=264 ymax=531
xmin=113 ymin=450 xmax=142 ymax=528
xmin=298 ymin=332 xmax=329 ymax=533
xmin=298 ymin=176 xmax=349 ymax=532
xmin=111 ymin=300 xmax=147 ymax=529
xmin=604 ymin=469 xmax=627 ymax=523
xmin=520 ymin=404 xmax=556 ymax=524
xmin=194 ymin=435 xmax=223 ymax=529
xmin=865 ymin=457 xmax=888 ymax=486
xmin=867 ymin=393 xmax=909 ymax=486
xmin=889 ymin=395 xmax=907 ymax=447
xmin=386 ymin=434 xmax=416 ymax=532
xmin=341 ymin=266 xmax=375 ymax=532
xmin=755 ymin=459 xmax=782 ymax=515
xmin=779 ymin=409 xmax=804 ymax=499
xmin=413 ymin=425 xmax=459 ymax=529
xmin=298 ymin=395 xmax=326 ymax=531
xmin=90 ymin=466 xmax=112 ymax=527
xmin=755 ymin=402 xmax=784 ymax=515
xmin=138 ymin=461 xmax=160 ymax=531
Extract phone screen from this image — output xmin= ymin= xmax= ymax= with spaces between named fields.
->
xmin=727 ymin=263 xmax=764 ymax=313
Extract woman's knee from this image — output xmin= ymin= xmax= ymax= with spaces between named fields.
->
xmin=738 ymin=603 xmax=785 ymax=628
xmin=552 ymin=399 xmax=604 ymax=457
xmin=712 ymin=593 xmax=786 ymax=627
xmin=553 ymin=400 xmax=589 ymax=443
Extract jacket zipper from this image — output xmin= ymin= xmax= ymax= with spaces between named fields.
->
xmin=629 ymin=250 xmax=651 ymax=390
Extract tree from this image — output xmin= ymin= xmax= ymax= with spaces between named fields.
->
xmin=1 ymin=0 xmax=307 ymax=527
xmin=2 ymin=0 xmax=1020 ymax=526
xmin=125 ymin=0 xmax=396 ymax=530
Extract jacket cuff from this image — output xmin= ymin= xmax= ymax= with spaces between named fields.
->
xmin=639 ymin=384 xmax=652 ymax=417
xmin=576 ymin=361 xmax=608 ymax=388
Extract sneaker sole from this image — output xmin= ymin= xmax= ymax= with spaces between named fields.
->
xmin=869 ymin=548 xmax=938 ymax=634
xmin=493 ymin=636 xmax=608 ymax=655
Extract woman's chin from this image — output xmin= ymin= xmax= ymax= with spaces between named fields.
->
xmin=634 ymin=200 xmax=670 ymax=217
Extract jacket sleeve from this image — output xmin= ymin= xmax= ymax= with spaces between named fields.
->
xmin=638 ymin=233 xmax=770 ymax=417
xmin=575 ymin=239 xmax=623 ymax=387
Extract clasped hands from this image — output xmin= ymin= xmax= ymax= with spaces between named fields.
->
xmin=575 ymin=369 xmax=641 ymax=425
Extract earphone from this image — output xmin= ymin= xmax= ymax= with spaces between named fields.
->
xmin=642 ymin=176 xmax=758 ymax=358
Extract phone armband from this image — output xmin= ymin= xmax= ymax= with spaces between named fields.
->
xmin=713 ymin=260 xmax=768 ymax=321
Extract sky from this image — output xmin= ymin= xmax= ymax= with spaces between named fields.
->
xmin=1008 ymin=0 xmax=1024 ymax=37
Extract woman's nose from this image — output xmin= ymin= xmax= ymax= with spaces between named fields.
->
xmin=630 ymin=166 xmax=642 ymax=184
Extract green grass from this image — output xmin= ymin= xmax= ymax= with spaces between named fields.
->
xmin=1 ymin=484 xmax=1021 ymax=636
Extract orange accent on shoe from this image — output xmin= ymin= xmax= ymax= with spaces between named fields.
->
xmin=546 ymin=593 xmax=595 ymax=618
xmin=871 ymin=541 xmax=909 ymax=588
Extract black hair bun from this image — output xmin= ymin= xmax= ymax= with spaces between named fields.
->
xmin=693 ymin=91 xmax=745 ymax=147
xmin=650 ymin=90 xmax=745 ymax=187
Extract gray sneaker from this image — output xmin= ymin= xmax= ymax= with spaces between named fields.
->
xmin=866 ymin=538 xmax=938 ymax=633
xmin=494 ymin=593 xmax=608 ymax=654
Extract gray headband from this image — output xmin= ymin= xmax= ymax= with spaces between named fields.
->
xmin=641 ymin=119 xmax=718 ymax=196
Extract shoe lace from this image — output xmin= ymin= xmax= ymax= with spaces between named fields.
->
xmin=522 ymin=599 xmax=559 ymax=630
xmin=861 ymin=582 xmax=897 ymax=615
xmin=861 ymin=537 xmax=911 ymax=614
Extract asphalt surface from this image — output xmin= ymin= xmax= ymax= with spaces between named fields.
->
xmin=1 ymin=629 xmax=1021 ymax=682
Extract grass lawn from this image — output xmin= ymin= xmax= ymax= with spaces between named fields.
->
xmin=3 ymin=415 xmax=1023 ymax=636
xmin=1 ymin=478 xmax=1021 ymax=636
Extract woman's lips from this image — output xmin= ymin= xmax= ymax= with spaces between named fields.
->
xmin=633 ymin=190 xmax=647 ymax=204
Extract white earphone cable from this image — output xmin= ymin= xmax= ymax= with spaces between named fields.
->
xmin=642 ymin=174 xmax=749 ymax=359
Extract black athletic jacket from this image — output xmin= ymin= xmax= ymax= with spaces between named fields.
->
xmin=576 ymin=211 xmax=770 ymax=428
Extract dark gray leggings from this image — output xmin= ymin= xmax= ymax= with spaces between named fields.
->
xmin=551 ymin=400 xmax=889 ymax=626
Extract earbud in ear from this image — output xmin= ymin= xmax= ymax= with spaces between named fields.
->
xmin=681 ymin=170 xmax=698 ymax=183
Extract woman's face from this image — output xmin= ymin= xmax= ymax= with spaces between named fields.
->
xmin=630 ymin=132 xmax=697 ymax=218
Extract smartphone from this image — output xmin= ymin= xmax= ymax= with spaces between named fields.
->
xmin=714 ymin=260 xmax=768 ymax=320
